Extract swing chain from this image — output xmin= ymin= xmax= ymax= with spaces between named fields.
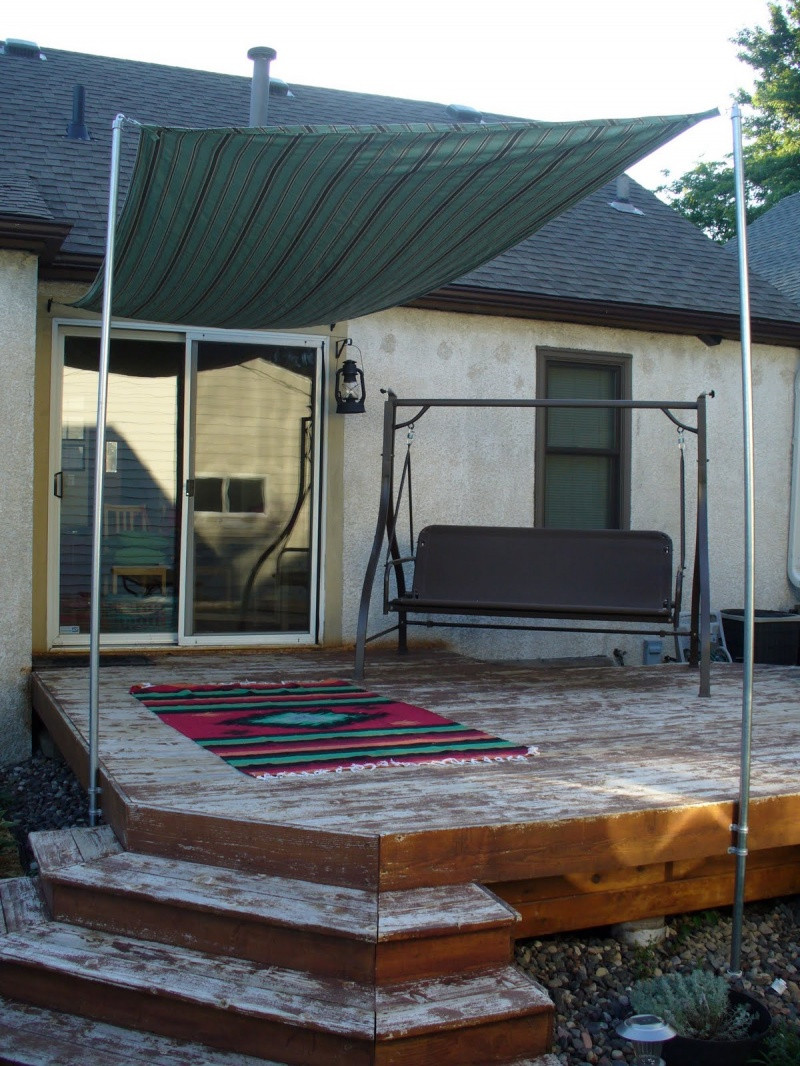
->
xmin=677 ymin=426 xmax=685 ymax=452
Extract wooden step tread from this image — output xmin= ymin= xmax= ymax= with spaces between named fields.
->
xmin=377 ymin=967 xmax=551 ymax=1038
xmin=380 ymin=883 xmax=518 ymax=940
xmin=1 ymin=915 xmax=550 ymax=1040
xmin=0 ymin=994 xmax=284 ymax=1065
xmin=0 ymin=878 xmax=46 ymax=934
xmin=0 ymin=922 xmax=373 ymax=1039
xmin=32 ymin=827 xmax=516 ymax=940
xmin=29 ymin=826 xmax=121 ymax=869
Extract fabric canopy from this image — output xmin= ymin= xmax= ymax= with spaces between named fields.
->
xmin=76 ymin=112 xmax=717 ymax=330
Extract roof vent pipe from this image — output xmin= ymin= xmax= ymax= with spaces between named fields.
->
xmin=66 ymin=84 xmax=91 ymax=141
xmin=609 ymin=174 xmax=644 ymax=215
xmin=248 ymin=46 xmax=277 ymax=127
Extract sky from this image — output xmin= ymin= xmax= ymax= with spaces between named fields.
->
xmin=4 ymin=0 xmax=777 ymax=190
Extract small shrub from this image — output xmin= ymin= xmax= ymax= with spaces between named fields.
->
xmin=630 ymin=943 xmax=658 ymax=980
xmin=751 ymin=1019 xmax=800 ymax=1066
xmin=630 ymin=970 xmax=756 ymax=1040
xmin=672 ymin=908 xmax=722 ymax=946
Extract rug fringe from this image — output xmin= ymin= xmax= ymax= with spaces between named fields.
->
xmin=257 ymin=750 xmax=537 ymax=778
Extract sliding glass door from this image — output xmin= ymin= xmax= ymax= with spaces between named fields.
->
xmin=53 ymin=326 xmax=323 ymax=646
xmin=183 ymin=337 xmax=320 ymax=639
xmin=57 ymin=331 xmax=182 ymax=639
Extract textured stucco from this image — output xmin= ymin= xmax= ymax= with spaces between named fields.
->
xmin=29 ymin=294 xmax=800 ymax=669
xmin=0 ymin=252 xmax=37 ymax=762
xmin=343 ymin=307 xmax=800 ymax=664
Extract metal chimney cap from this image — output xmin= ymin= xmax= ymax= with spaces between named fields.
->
xmin=248 ymin=46 xmax=277 ymax=62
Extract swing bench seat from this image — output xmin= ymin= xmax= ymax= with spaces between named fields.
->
xmin=387 ymin=525 xmax=677 ymax=625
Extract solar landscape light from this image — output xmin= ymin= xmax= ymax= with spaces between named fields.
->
xmin=616 ymin=1013 xmax=676 ymax=1065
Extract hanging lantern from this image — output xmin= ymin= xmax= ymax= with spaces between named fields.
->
xmin=335 ymin=357 xmax=366 ymax=414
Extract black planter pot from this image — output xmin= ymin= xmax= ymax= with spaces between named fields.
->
xmin=662 ymin=991 xmax=771 ymax=1066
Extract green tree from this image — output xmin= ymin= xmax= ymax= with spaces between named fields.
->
xmin=661 ymin=1 xmax=800 ymax=241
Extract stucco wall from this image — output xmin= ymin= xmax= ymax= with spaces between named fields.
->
xmin=343 ymin=307 xmax=800 ymax=664
xmin=0 ymin=251 xmax=38 ymax=762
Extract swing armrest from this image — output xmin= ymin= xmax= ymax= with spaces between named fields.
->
xmin=383 ymin=554 xmax=416 ymax=603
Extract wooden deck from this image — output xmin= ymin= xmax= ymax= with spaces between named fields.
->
xmin=30 ymin=648 xmax=800 ymax=926
xmin=4 ymin=648 xmax=798 ymax=1063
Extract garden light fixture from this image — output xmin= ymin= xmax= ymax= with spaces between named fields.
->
xmin=616 ymin=1013 xmax=676 ymax=1066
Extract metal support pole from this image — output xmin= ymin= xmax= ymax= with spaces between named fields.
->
xmin=696 ymin=393 xmax=711 ymax=697
xmin=88 ymin=113 xmax=128 ymax=827
xmin=729 ymin=102 xmax=756 ymax=977
xmin=354 ymin=392 xmax=399 ymax=681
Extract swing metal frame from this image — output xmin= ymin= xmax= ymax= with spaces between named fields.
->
xmin=354 ymin=390 xmax=713 ymax=696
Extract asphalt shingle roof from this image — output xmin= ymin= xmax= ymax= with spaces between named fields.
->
xmin=459 ymin=178 xmax=799 ymax=322
xmin=738 ymin=190 xmax=800 ymax=305
xmin=0 ymin=166 xmax=55 ymax=220
xmin=2 ymin=42 xmax=800 ymax=335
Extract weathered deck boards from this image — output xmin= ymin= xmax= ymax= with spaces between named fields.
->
xmin=30 ymin=829 xmax=518 ymax=983
xmin=0 ymin=994 xmax=282 ymax=1066
xmin=31 ymin=650 xmax=800 ymax=899
xmin=20 ymin=650 xmax=800 ymax=1062
xmin=0 ymin=892 xmax=551 ymax=1066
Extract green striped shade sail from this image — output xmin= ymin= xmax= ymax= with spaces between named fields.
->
xmin=76 ymin=112 xmax=717 ymax=330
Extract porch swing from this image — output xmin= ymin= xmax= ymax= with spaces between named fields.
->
xmin=354 ymin=390 xmax=713 ymax=695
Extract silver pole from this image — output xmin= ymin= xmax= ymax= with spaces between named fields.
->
xmin=729 ymin=102 xmax=756 ymax=976
xmin=88 ymin=113 xmax=127 ymax=827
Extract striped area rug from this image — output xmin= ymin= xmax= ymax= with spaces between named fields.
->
xmin=129 ymin=679 xmax=534 ymax=778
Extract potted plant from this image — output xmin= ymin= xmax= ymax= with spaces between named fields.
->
xmin=628 ymin=970 xmax=771 ymax=1066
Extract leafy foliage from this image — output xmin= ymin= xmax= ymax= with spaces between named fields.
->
xmin=630 ymin=971 xmax=757 ymax=1040
xmin=0 ymin=793 xmax=23 ymax=878
xmin=662 ymin=2 xmax=800 ymax=241
xmin=751 ymin=1019 xmax=800 ymax=1065
xmin=671 ymin=907 xmax=722 ymax=947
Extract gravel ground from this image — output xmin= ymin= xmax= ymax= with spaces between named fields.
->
xmin=0 ymin=750 xmax=89 ymax=870
xmin=1 ymin=752 xmax=799 ymax=1064
xmin=515 ymin=901 xmax=800 ymax=1064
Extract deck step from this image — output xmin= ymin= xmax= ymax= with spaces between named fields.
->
xmin=0 ymin=878 xmax=553 ymax=1066
xmin=31 ymin=827 xmax=519 ymax=982
xmin=0 ymin=994 xmax=282 ymax=1065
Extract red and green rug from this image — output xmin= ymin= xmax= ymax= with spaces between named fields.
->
xmin=129 ymin=678 xmax=534 ymax=778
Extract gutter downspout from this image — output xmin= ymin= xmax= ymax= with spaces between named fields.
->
xmin=787 ymin=369 xmax=800 ymax=588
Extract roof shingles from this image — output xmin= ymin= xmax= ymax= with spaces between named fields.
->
xmin=2 ymin=43 xmax=800 ymax=336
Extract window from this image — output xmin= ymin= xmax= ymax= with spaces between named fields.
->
xmin=194 ymin=475 xmax=267 ymax=514
xmin=535 ymin=349 xmax=631 ymax=529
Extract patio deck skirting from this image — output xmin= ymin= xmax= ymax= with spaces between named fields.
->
xmin=2 ymin=649 xmax=798 ymax=1063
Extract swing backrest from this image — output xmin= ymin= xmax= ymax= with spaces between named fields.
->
xmin=405 ymin=525 xmax=674 ymax=620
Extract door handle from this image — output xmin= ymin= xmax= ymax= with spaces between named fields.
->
xmin=185 ymin=478 xmax=195 ymax=498
xmin=53 ymin=471 xmax=63 ymax=498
